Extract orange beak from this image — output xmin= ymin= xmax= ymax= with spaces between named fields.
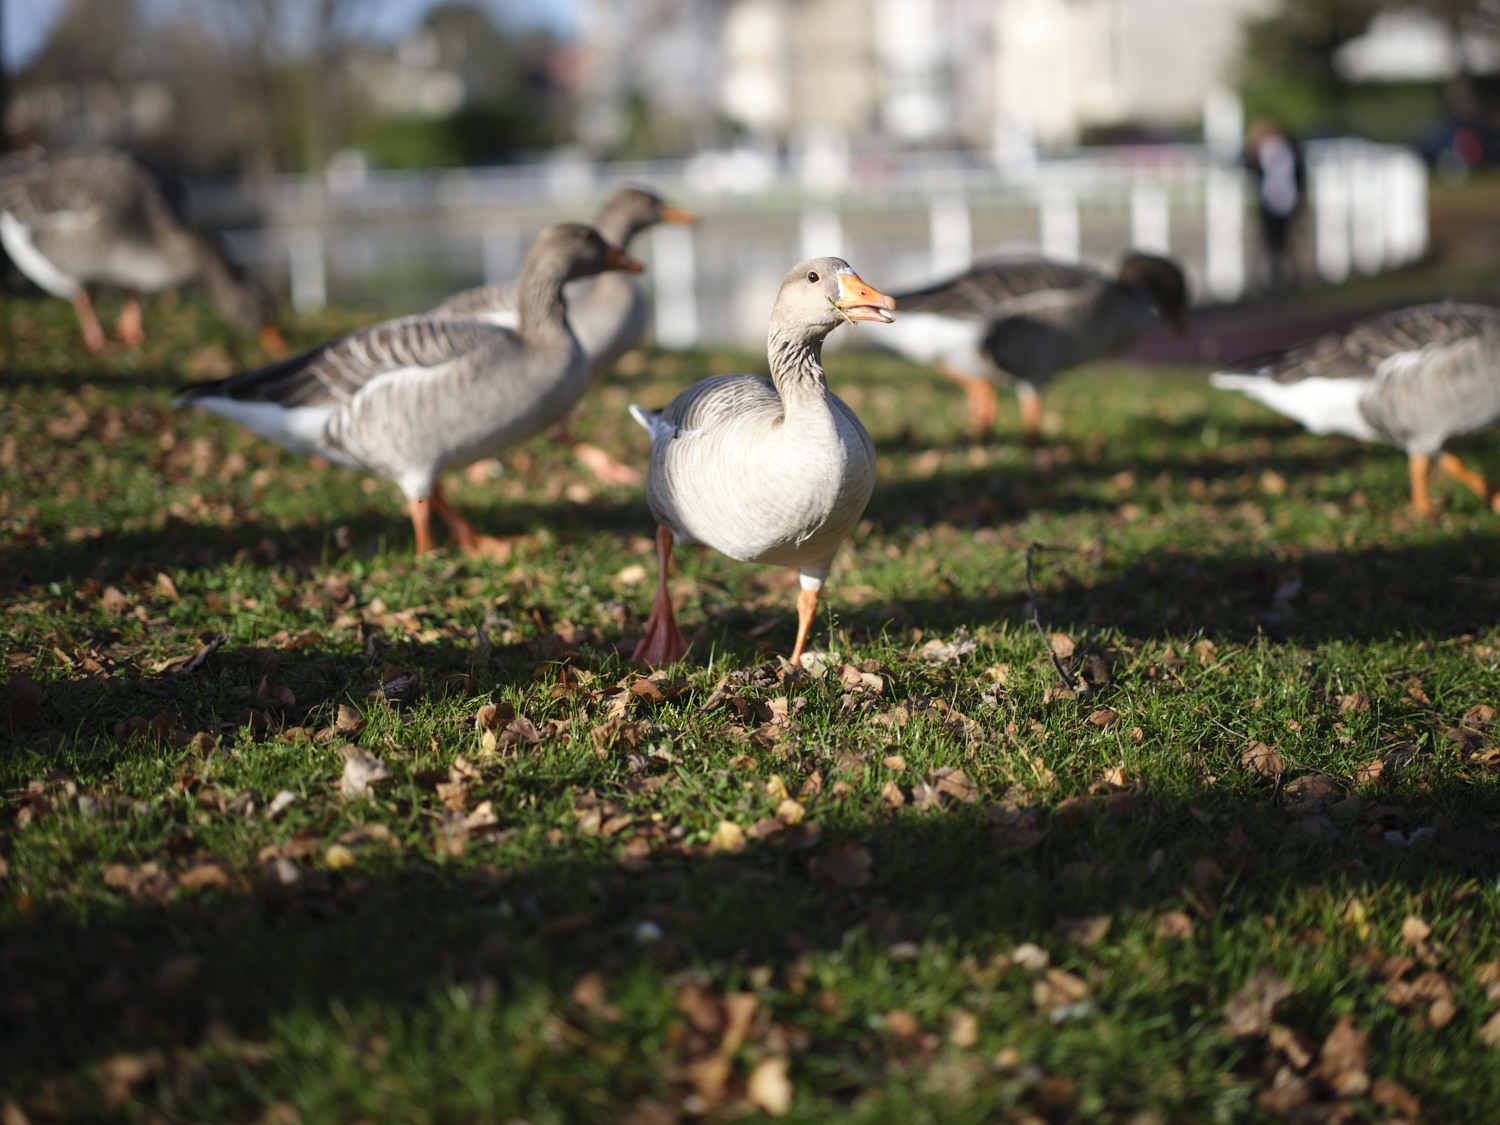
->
xmin=259 ymin=324 xmax=289 ymax=358
xmin=659 ymin=204 xmax=697 ymax=225
xmin=835 ymin=271 xmax=897 ymax=323
xmin=605 ymin=244 xmax=645 ymax=273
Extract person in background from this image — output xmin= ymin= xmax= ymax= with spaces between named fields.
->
xmin=1245 ymin=117 xmax=1304 ymax=292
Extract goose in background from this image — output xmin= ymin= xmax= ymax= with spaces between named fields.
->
xmin=628 ymin=257 xmax=895 ymax=667
xmin=877 ymin=253 xmax=1189 ymax=439
xmin=0 ymin=147 xmax=285 ymax=355
xmin=431 ymin=186 xmax=695 ymax=485
xmin=1210 ymin=302 xmax=1500 ymax=518
xmin=178 ymin=224 xmax=640 ymax=556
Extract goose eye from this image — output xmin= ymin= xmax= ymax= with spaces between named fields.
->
xmin=807 ymin=271 xmax=819 ymax=283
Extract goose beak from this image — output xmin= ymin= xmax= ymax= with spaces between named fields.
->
xmin=1169 ymin=306 xmax=1189 ymax=337
xmin=659 ymin=204 xmax=697 ymax=225
xmin=605 ymin=245 xmax=645 ymax=273
xmin=259 ymin=324 xmax=289 ymax=358
xmin=835 ymin=271 xmax=897 ymax=323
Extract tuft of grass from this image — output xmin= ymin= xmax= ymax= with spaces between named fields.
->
xmin=1 ymin=293 xmax=1499 ymax=1122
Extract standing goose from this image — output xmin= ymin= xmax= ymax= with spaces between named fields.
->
xmin=1210 ymin=302 xmax=1500 ymax=517
xmin=431 ymin=186 xmax=695 ymax=485
xmin=628 ymin=257 xmax=896 ymax=667
xmin=877 ymin=253 xmax=1189 ymax=438
xmin=178 ymin=224 xmax=641 ymax=556
xmin=0 ymin=147 xmax=284 ymax=355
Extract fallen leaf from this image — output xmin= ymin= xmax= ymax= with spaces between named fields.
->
xmin=1480 ymin=1011 xmax=1500 ymax=1049
xmin=1048 ymin=633 xmax=1075 ymax=659
xmin=1086 ymin=708 xmax=1119 ymax=729
xmin=1338 ymin=692 xmax=1370 ymax=714
xmin=709 ymin=820 xmax=745 ymax=854
xmin=324 ymin=843 xmax=356 ymax=869
xmin=1011 ymin=943 xmax=1049 ymax=971
xmin=883 ymin=1009 xmax=920 ymax=1038
xmin=775 ymin=798 xmax=806 ymax=825
xmin=746 ymin=1057 xmax=792 ymax=1117
xmin=916 ymin=626 xmax=976 ymax=664
xmin=590 ymin=718 xmax=646 ymax=758
xmin=570 ymin=972 xmax=622 ymax=1021
xmin=879 ymin=780 xmax=905 ymax=810
xmin=1313 ymin=1014 xmax=1369 ymax=1097
xmin=334 ymin=705 xmax=366 ymax=736
xmin=265 ymin=790 xmax=297 ymax=819
xmin=1154 ymin=911 xmax=1194 ymax=940
xmin=882 ymin=754 xmax=906 ymax=772
xmin=1224 ymin=967 xmax=1293 ymax=1037
xmin=1241 ymin=741 xmax=1285 ymax=778
xmin=97 ymin=1052 xmax=163 ymax=1111
xmin=1032 ymin=968 xmax=1089 ymax=1012
xmin=1056 ymin=915 xmax=1112 ymax=946
xmin=1267 ymin=1023 xmax=1316 ymax=1070
xmin=177 ymin=863 xmax=230 ymax=890
xmin=339 ymin=745 xmax=392 ymax=800
xmin=1354 ymin=759 xmax=1384 ymax=783
xmin=948 ymin=1009 xmax=979 ymax=1048
xmin=1401 ymin=915 xmax=1432 ymax=947
xmin=1286 ymin=775 xmax=1341 ymax=808
xmin=813 ymin=841 xmax=872 ymax=888
xmin=1371 ymin=1076 xmax=1420 ymax=1117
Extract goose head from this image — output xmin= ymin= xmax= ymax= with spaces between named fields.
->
xmin=202 ymin=257 xmax=288 ymax=357
xmin=527 ymin=223 xmax=644 ymax=283
xmin=597 ymin=186 xmax=696 ymax=247
xmin=772 ymin=257 xmax=897 ymax=342
xmin=1119 ymin=253 xmax=1189 ymax=336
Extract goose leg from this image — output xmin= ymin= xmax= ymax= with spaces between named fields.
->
xmin=550 ymin=420 xmax=644 ymax=486
xmin=409 ymin=497 xmax=437 ymax=556
xmin=1436 ymin=452 xmax=1495 ymax=507
xmin=789 ymin=586 xmax=820 ymax=668
xmin=116 ymin=296 xmax=146 ymax=347
xmin=428 ymin=480 xmax=527 ymax=561
xmin=71 ymin=289 xmax=107 ymax=354
xmin=632 ymin=527 xmax=687 ymax=665
xmin=936 ymin=362 xmax=998 ymax=437
xmin=1016 ymin=385 xmax=1043 ymax=442
xmin=1408 ymin=453 xmax=1434 ymax=519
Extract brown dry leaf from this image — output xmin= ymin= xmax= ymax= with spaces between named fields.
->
xmin=1474 ymin=960 xmax=1500 ymax=986
xmin=930 ymin=767 xmax=979 ymax=806
xmin=571 ymin=972 xmax=622 ymax=1021
xmin=1464 ymin=704 xmax=1496 ymax=724
xmin=617 ymin=837 xmax=650 ymax=872
xmin=721 ymin=992 xmax=759 ymax=1052
xmin=1048 ymin=633 xmax=1075 ymax=659
xmin=1286 ymin=775 xmax=1341 ymax=807
xmin=1086 ymin=708 xmax=1119 ymax=729
xmin=1154 ymin=911 xmax=1194 ymax=941
xmin=709 ymin=820 xmax=746 ymax=854
xmin=813 ymin=841 xmax=872 ymax=888
xmin=1354 ymin=759 xmax=1384 ymax=783
xmin=1101 ymin=765 xmax=1129 ymax=788
xmin=1405 ymin=677 xmax=1431 ymax=705
xmin=1224 ymin=967 xmax=1293 ymax=1037
xmin=1427 ymin=995 xmax=1457 ymax=1029
xmin=882 ymin=754 xmax=906 ymax=772
xmin=1241 ymin=741 xmax=1285 ymax=778
xmin=1267 ymin=1023 xmax=1316 ymax=1070
xmin=1056 ymin=915 xmax=1112 ymax=946
xmin=1401 ymin=915 xmax=1432 ymax=947
xmin=948 ymin=1009 xmax=979 ymax=1049
xmin=97 ymin=1051 xmax=163 ymax=1111
xmin=883 ymin=1009 xmax=920 ymax=1038
xmin=590 ymin=718 xmax=646 ymax=758
xmin=1032 ymin=969 xmax=1089 ymax=1012
xmin=1338 ymin=692 xmax=1370 ymax=714
xmin=775 ymin=798 xmax=806 ymax=826
xmin=436 ymin=781 xmax=469 ymax=812
xmin=879 ymin=780 xmax=905 ymax=810
xmin=334 ymin=705 xmax=367 ymax=736
xmin=339 ymin=745 xmax=392 ymax=800
xmin=799 ymin=771 xmax=823 ymax=799
xmin=1371 ymin=1076 xmax=1421 ymax=1117
xmin=324 ymin=843 xmax=356 ymax=870
xmin=1313 ymin=1014 xmax=1369 ymax=1097
xmin=746 ymin=1057 xmax=792 ymax=1117
xmin=1480 ymin=1011 xmax=1500 ymax=1048
xmin=764 ymin=774 xmax=790 ymax=801
xmin=178 ymin=863 xmax=230 ymax=890
xmin=1386 ymin=971 xmax=1451 ymax=1008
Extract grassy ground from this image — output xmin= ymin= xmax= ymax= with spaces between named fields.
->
xmin=1 ymin=289 xmax=1499 ymax=1124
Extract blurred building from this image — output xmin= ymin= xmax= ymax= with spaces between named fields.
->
xmin=574 ymin=0 xmax=1274 ymax=160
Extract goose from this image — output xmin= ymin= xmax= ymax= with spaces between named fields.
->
xmin=1210 ymin=302 xmax=1500 ymax=518
xmin=628 ymin=257 xmax=896 ymax=667
xmin=0 ymin=146 xmax=284 ymax=355
xmin=177 ymin=224 xmax=641 ymax=556
xmin=431 ymin=186 xmax=695 ymax=485
xmin=877 ymin=253 xmax=1189 ymax=438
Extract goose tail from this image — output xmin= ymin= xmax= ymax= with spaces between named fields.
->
xmin=1208 ymin=370 xmax=1270 ymax=391
xmin=628 ymin=404 xmax=664 ymax=440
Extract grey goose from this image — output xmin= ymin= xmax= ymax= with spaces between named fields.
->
xmin=178 ymin=224 xmax=640 ymax=556
xmin=0 ymin=147 xmax=284 ymax=355
xmin=431 ymin=186 xmax=695 ymax=484
xmin=877 ymin=253 xmax=1188 ymax=438
xmin=628 ymin=258 xmax=895 ymax=667
xmin=1210 ymin=302 xmax=1500 ymax=517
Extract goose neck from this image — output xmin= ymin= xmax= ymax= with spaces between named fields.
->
xmin=515 ymin=263 xmax=573 ymax=344
xmin=767 ymin=326 xmax=832 ymax=415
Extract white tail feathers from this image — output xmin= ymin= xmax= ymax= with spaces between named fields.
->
xmin=628 ymin=404 xmax=664 ymax=439
xmin=1208 ymin=370 xmax=1379 ymax=440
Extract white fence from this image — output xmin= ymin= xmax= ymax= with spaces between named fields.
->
xmin=195 ymin=140 xmax=1428 ymax=347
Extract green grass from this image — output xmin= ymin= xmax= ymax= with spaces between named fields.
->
xmin=2 ymin=292 xmax=1499 ymax=1124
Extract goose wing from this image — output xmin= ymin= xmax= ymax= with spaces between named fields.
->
xmin=1358 ymin=307 xmax=1500 ymax=450
xmin=178 ymin=315 xmax=520 ymax=410
xmin=893 ymin=258 xmax=1102 ymax=320
xmin=429 ymin=281 xmax=518 ymax=325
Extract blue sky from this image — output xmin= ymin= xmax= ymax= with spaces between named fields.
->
xmin=4 ymin=0 xmax=578 ymax=71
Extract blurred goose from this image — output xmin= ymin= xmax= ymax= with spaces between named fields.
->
xmin=878 ymin=253 xmax=1188 ymax=438
xmin=628 ymin=257 xmax=895 ymax=666
xmin=0 ymin=147 xmax=284 ymax=355
xmin=1210 ymin=302 xmax=1500 ymax=517
xmin=432 ymin=186 xmax=695 ymax=485
xmin=178 ymin=224 xmax=641 ymax=556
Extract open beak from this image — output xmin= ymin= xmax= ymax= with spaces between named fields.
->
xmin=605 ymin=245 xmax=645 ymax=273
xmin=1169 ymin=306 xmax=1189 ymax=337
xmin=259 ymin=324 xmax=289 ymax=358
xmin=835 ymin=271 xmax=897 ymax=323
xmin=659 ymin=204 xmax=697 ymax=225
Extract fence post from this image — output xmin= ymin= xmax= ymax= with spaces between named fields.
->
xmin=288 ymin=226 xmax=326 ymax=313
xmin=800 ymin=208 xmax=845 ymax=260
xmin=928 ymin=193 xmax=971 ymax=277
xmin=1350 ymin=146 xmax=1385 ymax=276
xmin=652 ymin=224 xmax=698 ymax=350
xmin=1130 ymin=182 xmax=1170 ymax=255
xmin=1313 ymin=149 xmax=1351 ymax=284
xmin=1204 ymin=166 xmax=1244 ymax=302
xmin=1040 ymin=185 xmax=1079 ymax=262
